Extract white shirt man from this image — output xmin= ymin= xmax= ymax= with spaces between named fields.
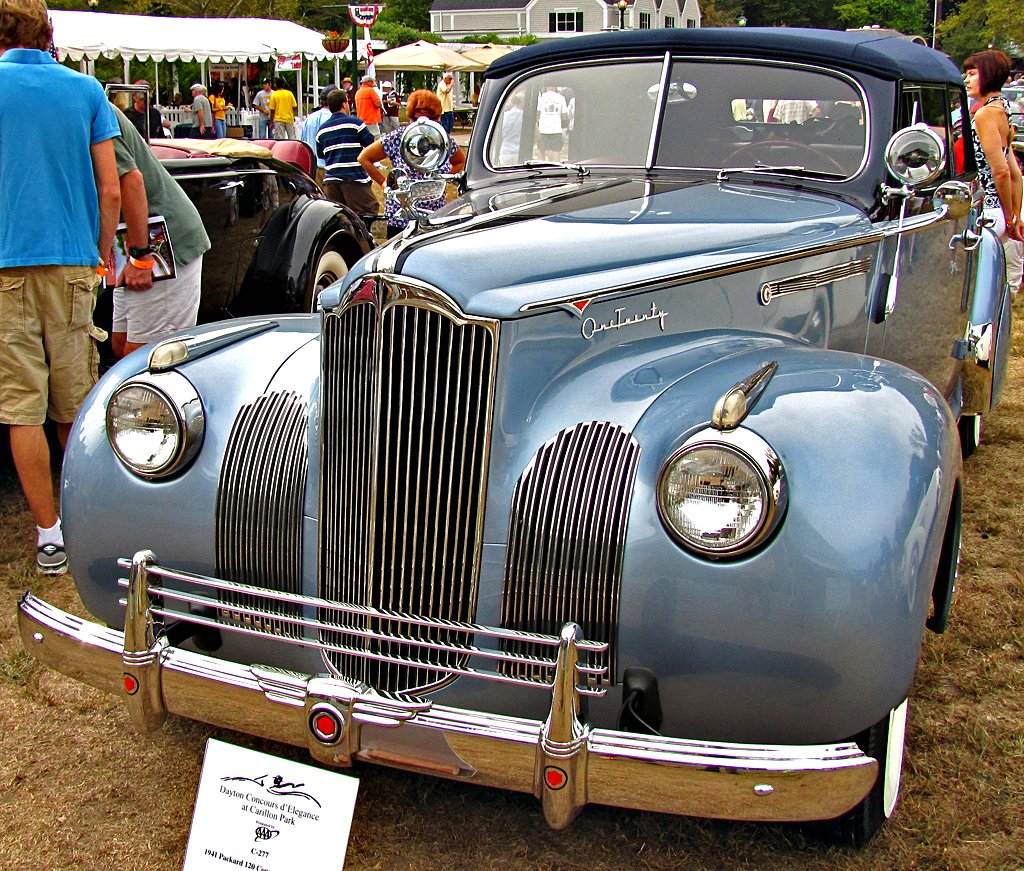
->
xmin=537 ymin=86 xmax=569 ymax=160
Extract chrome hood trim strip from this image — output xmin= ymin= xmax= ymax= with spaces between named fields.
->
xmin=519 ymin=230 xmax=884 ymax=313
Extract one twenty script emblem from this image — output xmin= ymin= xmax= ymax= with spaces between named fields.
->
xmin=579 ymin=302 xmax=668 ymax=340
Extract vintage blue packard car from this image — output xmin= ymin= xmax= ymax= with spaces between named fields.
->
xmin=20 ymin=28 xmax=1012 ymax=845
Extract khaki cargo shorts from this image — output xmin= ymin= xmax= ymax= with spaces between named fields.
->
xmin=0 ymin=265 xmax=102 ymax=426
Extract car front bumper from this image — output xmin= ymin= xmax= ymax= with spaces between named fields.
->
xmin=18 ymin=554 xmax=877 ymax=830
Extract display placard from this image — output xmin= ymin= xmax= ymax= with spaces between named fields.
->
xmin=275 ymin=53 xmax=302 ymax=72
xmin=183 ymin=739 xmax=359 ymax=871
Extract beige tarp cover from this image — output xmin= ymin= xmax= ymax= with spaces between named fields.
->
xmin=371 ymin=40 xmax=485 ymax=72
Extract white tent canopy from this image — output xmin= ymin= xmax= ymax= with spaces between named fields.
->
xmin=50 ymin=10 xmax=361 ymax=64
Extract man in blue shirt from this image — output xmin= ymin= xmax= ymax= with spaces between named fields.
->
xmin=0 ymin=0 xmax=121 ymax=574
xmin=316 ymin=89 xmax=378 ymax=228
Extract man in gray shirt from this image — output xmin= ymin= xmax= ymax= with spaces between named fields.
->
xmin=252 ymin=78 xmax=273 ymax=138
xmin=190 ymin=82 xmax=214 ymax=138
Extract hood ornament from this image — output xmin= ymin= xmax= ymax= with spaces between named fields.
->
xmin=711 ymin=361 xmax=778 ymax=431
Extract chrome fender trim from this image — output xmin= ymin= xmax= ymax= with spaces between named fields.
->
xmin=19 ymin=591 xmax=878 ymax=828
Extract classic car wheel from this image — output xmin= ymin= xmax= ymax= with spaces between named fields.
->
xmin=724 ymin=140 xmax=845 ymax=174
xmin=308 ymin=249 xmax=349 ymax=311
xmin=821 ymin=700 xmax=908 ymax=846
xmin=958 ymin=414 xmax=981 ymax=459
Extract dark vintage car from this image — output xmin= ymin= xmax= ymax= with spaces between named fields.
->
xmin=20 ymin=28 xmax=1013 ymax=846
xmin=92 ymin=135 xmax=373 ymax=366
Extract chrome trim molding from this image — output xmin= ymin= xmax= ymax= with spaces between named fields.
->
xmin=319 ymin=277 xmax=500 ymax=695
xmin=501 ymin=421 xmax=641 ymax=687
xmin=759 ymin=258 xmax=872 ymax=306
xmin=520 ymin=232 xmax=884 ymax=313
xmin=113 ymin=556 xmax=608 ymax=692
xmin=20 ymin=587 xmax=879 ymax=829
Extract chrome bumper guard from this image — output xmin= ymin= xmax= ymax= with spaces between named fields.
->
xmin=18 ymin=551 xmax=878 ymax=829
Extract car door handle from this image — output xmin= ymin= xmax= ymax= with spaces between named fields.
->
xmin=949 ymin=229 xmax=982 ymax=251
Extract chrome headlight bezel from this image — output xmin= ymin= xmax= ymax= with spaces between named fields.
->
xmin=657 ymin=427 xmax=787 ymax=559
xmin=105 ymin=371 xmax=204 ymax=478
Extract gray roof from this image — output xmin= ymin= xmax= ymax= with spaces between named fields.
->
xmin=431 ymin=0 xmax=528 ymax=11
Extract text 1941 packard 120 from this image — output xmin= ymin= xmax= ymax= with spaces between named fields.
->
xmin=20 ymin=28 xmax=1012 ymax=845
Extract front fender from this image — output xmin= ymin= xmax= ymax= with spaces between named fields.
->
xmin=230 ymin=197 xmax=372 ymax=317
xmin=61 ymin=317 xmax=320 ymax=627
xmin=618 ymin=345 xmax=960 ymax=745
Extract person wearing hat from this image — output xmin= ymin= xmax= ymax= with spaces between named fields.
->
xmin=189 ymin=83 xmax=214 ymax=139
xmin=354 ymin=74 xmax=383 ymax=138
xmin=381 ymin=81 xmax=400 ymax=135
xmin=253 ymin=78 xmax=274 ymax=139
xmin=436 ymin=70 xmax=455 ymax=134
xmin=302 ymin=84 xmax=339 ymax=184
xmin=269 ymin=76 xmax=298 ymax=140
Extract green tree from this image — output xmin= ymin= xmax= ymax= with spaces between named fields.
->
xmin=741 ymin=0 xmax=834 ymax=28
xmin=372 ymin=20 xmax=435 ymax=48
xmin=377 ymin=0 xmax=433 ymax=31
xmin=939 ymin=0 xmax=1024 ymax=64
xmin=833 ymin=0 xmax=931 ymax=38
xmin=698 ymin=0 xmax=745 ymax=27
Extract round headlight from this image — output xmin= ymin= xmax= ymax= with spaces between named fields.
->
xmin=106 ymin=372 xmax=204 ymax=478
xmin=658 ymin=428 xmax=786 ymax=558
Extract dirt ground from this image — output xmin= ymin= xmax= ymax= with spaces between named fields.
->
xmin=2 ymin=307 xmax=1023 ymax=870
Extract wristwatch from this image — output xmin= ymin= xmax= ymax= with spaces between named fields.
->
xmin=128 ymin=245 xmax=154 ymax=259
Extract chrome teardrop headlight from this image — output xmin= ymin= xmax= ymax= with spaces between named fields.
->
xmin=658 ymin=427 xmax=786 ymax=558
xmin=106 ymin=371 xmax=204 ymax=478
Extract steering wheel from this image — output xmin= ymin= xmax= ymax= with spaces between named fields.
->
xmin=723 ymin=140 xmax=846 ymax=174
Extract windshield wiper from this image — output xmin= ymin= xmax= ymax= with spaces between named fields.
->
xmin=523 ymin=160 xmax=591 ymax=179
xmin=717 ymin=164 xmax=844 ymax=181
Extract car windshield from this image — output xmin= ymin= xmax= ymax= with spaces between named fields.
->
xmin=487 ymin=59 xmax=867 ymax=178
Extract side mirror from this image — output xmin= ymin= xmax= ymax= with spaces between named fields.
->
xmin=399 ymin=118 xmax=450 ymax=173
xmin=884 ymin=123 xmax=946 ymax=188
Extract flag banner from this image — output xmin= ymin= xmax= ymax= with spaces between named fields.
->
xmin=349 ymin=4 xmax=383 ymax=27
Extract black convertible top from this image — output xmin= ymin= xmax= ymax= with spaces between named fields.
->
xmin=486 ymin=27 xmax=963 ymax=86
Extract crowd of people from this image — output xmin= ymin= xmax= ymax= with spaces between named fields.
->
xmin=0 ymin=0 xmax=211 ymax=575
xmin=0 ymin=0 xmax=467 ymax=575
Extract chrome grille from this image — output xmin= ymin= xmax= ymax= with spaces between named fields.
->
xmin=501 ymin=422 xmax=641 ymax=686
xmin=216 ymin=390 xmax=308 ymax=636
xmin=320 ymin=278 xmax=498 ymax=694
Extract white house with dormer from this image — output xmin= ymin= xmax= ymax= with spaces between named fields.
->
xmin=429 ymin=0 xmax=701 ymax=41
